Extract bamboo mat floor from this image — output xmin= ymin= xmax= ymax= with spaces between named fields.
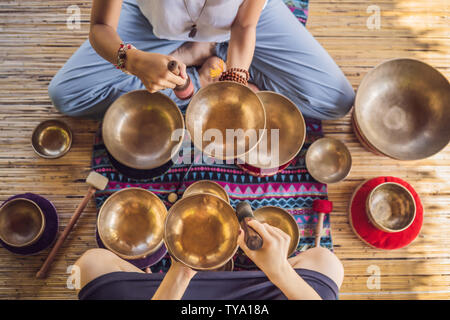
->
xmin=0 ymin=0 xmax=449 ymax=300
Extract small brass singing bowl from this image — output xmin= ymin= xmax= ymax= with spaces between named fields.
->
xmin=164 ymin=193 xmax=240 ymax=271
xmin=183 ymin=180 xmax=230 ymax=203
xmin=0 ymin=198 xmax=45 ymax=247
xmin=97 ymin=188 xmax=168 ymax=260
xmin=103 ymin=90 xmax=185 ymax=170
xmin=186 ymin=81 xmax=266 ymax=161
xmin=355 ymin=58 xmax=450 ymax=160
xmin=31 ymin=120 xmax=72 ymax=159
xmin=366 ymin=182 xmax=416 ymax=233
xmin=253 ymin=206 xmax=299 ymax=257
xmin=240 ymin=91 xmax=306 ymax=169
xmin=306 ymin=138 xmax=352 ymax=184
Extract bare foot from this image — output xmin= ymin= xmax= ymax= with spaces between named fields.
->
xmin=170 ymin=42 xmax=216 ymax=67
xmin=198 ymin=56 xmax=226 ymax=87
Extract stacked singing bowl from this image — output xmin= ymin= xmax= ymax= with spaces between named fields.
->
xmin=164 ymin=193 xmax=240 ymax=270
xmin=186 ymin=81 xmax=266 ymax=161
xmin=97 ymin=188 xmax=168 ymax=260
xmin=102 ymin=90 xmax=185 ymax=177
xmin=354 ymin=58 xmax=450 ymax=160
xmin=238 ymin=91 xmax=306 ymax=177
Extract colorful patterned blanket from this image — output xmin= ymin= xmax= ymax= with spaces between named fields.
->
xmin=91 ymin=118 xmax=331 ymax=272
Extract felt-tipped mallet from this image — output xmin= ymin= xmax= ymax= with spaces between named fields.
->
xmin=313 ymin=199 xmax=333 ymax=248
xmin=36 ymin=171 xmax=109 ymax=279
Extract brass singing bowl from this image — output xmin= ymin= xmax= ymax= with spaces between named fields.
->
xmin=103 ymin=90 xmax=185 ymax=170
xmin=186 ymin=81 xmax=266 ymax=160
xmin=183 ymin=180 xmax=230 ymax=203
xmin=0 ymin=198 xmax=45 ymax=247
xmin=97 ymin=188 xmax=168 ymax=260
xmin=240 ymin=91 xmax=306 ymax=169
xmin=355 ymin=58 xmax=450 ymax=160
xmin=366 ymin=182 xmax=416 ymax=233
xmin=253 ymin=206 xmax=300 ymax=257
xmin=164 ymin=193 xmax=240 ymax=270
xmin=31 ymin=120 xmax=72 ymax=159
xmin=306 ymin=137 xmax=352 ymax=184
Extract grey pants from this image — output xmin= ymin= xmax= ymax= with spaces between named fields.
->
xmin=48 ymin=0 xmax=355 ymax=120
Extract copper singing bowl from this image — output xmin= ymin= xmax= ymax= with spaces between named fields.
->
xmin=183 ymin=180 xmax=230 ymax=203
xmin=366 ymin=182 xmax=416 ymax=233
xmin=253 ymin=206 xmax=299 ymax=257
xmin=241 ymin=91 xmax=306 ymax=168
xmin=31 ymin=120 xmax=72 ymax=159
xmin=0 ymin=198 xmax=45 ymax=247
xmin=164 ymin=193 xmax=240 ymax=270
xmin=186 ymin=81 xmax=266 ymax=160
xmin=306 ymin=138 xmax=352 ymax=184
xmin=103 ymin=90 xmax=184 ymax=170
xmin=355 ymin=58 xmax=450 ymax=160
xmin=97 ymin=188 xmax=168 ymax=260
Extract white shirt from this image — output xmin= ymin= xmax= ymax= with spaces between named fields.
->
xmin=136 ymin=0 xmax=264 ymax=42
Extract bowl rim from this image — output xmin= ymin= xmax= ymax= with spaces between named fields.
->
xmin=102 ymin=90 xmax=185 ymax=170
xmin=0 ymin=197 xmax=46 ymax=247
xmin=164 ymin=193 xmax=240 ymax=271
xmin=185 ymin=81 xmax=266 ymax=161
xmin=238 ymin=91 xmax=306 ymax=169
xmin=366 ymin=182 xmax=417 ymax=233
xmin=31 ymin=119 xmax=73 ymax=159
xmin=97 ymin=187 xmax=168 ymax=260
xmin=253 ymin=205 xmax=300 ymax=257
xmin=305 ymin=137 xmax=352 ymax=184
xmin=182 ymin=180 xmax=230 ymax=203
xmin=354 ymin=57 xmax=450 ymax=161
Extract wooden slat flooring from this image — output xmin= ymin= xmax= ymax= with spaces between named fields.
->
xmin=0 ymin=0 xmax=449 ymax=300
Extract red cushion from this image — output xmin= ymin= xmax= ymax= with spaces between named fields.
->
xmin=350 ymin=176 xmax=423 ymax=250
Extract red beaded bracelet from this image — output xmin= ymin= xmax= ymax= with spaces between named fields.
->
xmin=115 ymin=43 xmax=136 ymax=75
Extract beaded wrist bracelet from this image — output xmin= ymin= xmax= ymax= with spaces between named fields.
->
xmin=219 ymin=68 xmax=250 ymax=85
xmin=115 ymin=43 xmax=136 ymax=75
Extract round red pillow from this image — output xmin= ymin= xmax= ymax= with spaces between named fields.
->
xmin=349 ymin=176 xmax=423 ymax=250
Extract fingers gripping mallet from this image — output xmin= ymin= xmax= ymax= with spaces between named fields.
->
xmin=36 ymin=172 xmax=109 ymax=279
xmin=236 ymin=202 xmax=263 ymax=251
xmin=313 ymin=200 xmax=333 ymax=248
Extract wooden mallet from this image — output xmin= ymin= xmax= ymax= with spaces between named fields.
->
xmin=36 ymin=171 xmax=109 ymax=279
xmin=235 ymin=201 xmax=263 ymax=251
xmin=313 ymin=199 xmax=333 ymax=248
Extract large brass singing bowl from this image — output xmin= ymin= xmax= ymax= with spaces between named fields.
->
xmin=366 ymin=182 xmax=416 ymax=233
xmin=306 ymin=137 xmax=352 ymax=184
xmin=0 ymin=198 xmax=45 ymax=247
xmin=103 ymin=90 xmax=185 ymax=170
xmin=253 ymin=206 xmax=299 ymax=257
xmin=241 ymin=91 xmax=306 ymax=169
xmin=186 ymin=81 xmax=266 ymax=160
xmin=97 ymin=188 xmax=168 ymax=260
xmin=355 ymin=58 xmax=450 ymax=160
xmin=164 ymin=193 xmax=240 ymax=270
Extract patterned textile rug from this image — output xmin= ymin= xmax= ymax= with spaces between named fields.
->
xmin=91 ymin=0 xmax=330 ymax=273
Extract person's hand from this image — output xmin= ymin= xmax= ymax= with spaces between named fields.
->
xmin=169 ymin=258 xmax=197 ymax=280
xmin=237 ymin=219 xmax=292 ymax=279
xmin=126 ymin=49 xmax=187 ymax=93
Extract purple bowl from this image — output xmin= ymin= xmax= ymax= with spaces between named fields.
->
xmin=95 ymin=230 xmax=167 ymax=269
xmin=0 ymin=193 xmax=59 ymax=255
